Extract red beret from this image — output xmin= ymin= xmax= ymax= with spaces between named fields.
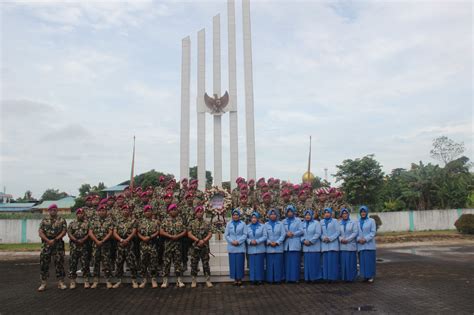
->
xmin=185 ymin=192 xmax=194 ymax=199
xmin=248 ymin=179 xmax=255 ymax=185
xmin=159 ymin=176 xmax=165 ymax=182
xmin=76 ymin=207 xmax=83 ymax=214
xmin=99 ymin=198 xmax=108 ymax=205
xmin=236 ymin=177 xmax=244 ymax=184
xmin=190 ymin=179 xmax=198 ymax=185
xmin=262 ymin=192 xmax=271 ymax=199
xmin=143 ymin=205 xmax=152 ymax=213
xmin=257 ymin=177 xmax=265 ymax=183
xmin=167 ymin=203 xmax=177 ymax=212
xmin=121 ymin=204 xmax=130 ymax=210
xmin=181 ymin=178 xmax=188 ymax=183
xmin=298 ymin=190 xmax=306 ymax=197
xmin=194 ymin=205 xmax=204 ymax=213
xmin=280 ymin=190 xmax=290 ymax=197
xmin=164 ymin=193 xmax=173 ymax=199
xmin=97 ymin=204 xmax=107 ymax=210
xmin=116 ymin=194 xmax=124 ymax=199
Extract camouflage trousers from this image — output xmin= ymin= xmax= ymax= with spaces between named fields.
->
xmin=181 ymin=238 xmax=192 ymax=272
xmin=163 ymin=239 xmax=183 ymax=277
xmin=115 ymin=242 xmax=138 ymax=279
xmin=91 ymin=241 xmax=112 ymax=280
xmin=190 ymin=245 xmax=211 ymax=277
xmin=140 ymin=242 xmax=158 ymax=278
xmin=68 ymin=242 xmax=90 ymax=279
xmin=40 ymin=240 xmax=65 ymax=281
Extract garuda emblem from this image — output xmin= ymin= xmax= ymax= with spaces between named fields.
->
xmin=204 ymin=91 xmax=229 ymax=115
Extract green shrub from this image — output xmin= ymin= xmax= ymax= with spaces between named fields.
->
xmin=454 ymin=214 xmax=474 ymax=234
xmin=370 ymin=214 xmax=382 ymax=231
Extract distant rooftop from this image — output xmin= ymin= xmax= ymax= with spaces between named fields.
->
xmin=0 ymin=203 xmax=36 ymax=212
xmin=32 ymin=196 xmax=75 ymax=209
xmin=102 ymin=185 xmax=128 ymax=192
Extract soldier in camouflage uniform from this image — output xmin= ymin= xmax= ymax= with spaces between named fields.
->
xmin=247 ymin=179 xmax=257 ymax=208
xmin=277 ymin=189 xmax=293 ymax=220
xmin=67 ymin=208 xmax=90 ymax=289
xmin=236 ymin=194 xmax=254 ymax=224
xmin=257 ymin=192 xmax=274 ymax=221
xmin=231 ymin=177 xmax=244 ymax=208
xmin=137 ymin=205 xmax=160 ymax=288
xmin=188 ymin=179 xmax=205 ymax=207
xmin=110 ymin=194 xmax=125 ymax=223
xmin=88 ymin=204 xmax=114 ymax=289
xmin=295 ymin=190 xmax=308 ymax=219
xmin=112 ymin=204 xmax=139 ymax=289
xmin=160 ymin=203 xmax=187 ymax=288
xmin=187 ymin=205 xmax=213 ymax=288
xmin=180 ymin=192 xmax=195 ymax=272
xmin=37 ymin=204 xmax=67 ymax=292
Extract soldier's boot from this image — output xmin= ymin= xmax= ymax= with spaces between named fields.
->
xmin=69 ymin=280 xmax=76 ymax=289
xmin=112 ymin=280 xmax=121 ymax=289
xmin=37 ymin=280 xmax=47 ymax=292
xmin=151 ymin=278 xmax=158 ymax=288
xmin=90 ymin=277 xmax=99 ymax=289
xmin=58 ymin=280 xmax=67 ymax=290
xmin=106 ymin=280 xmax=113 ymax=289
xmin=132 ymin=279 xmax=139 ymax=289
xmin=83 ymin=280 xmax=90 ymax=289
xmin=161 ymin=277 xmax=168 ymax=288
xmin=176 ymin=277 xmax=185 ymax=288
xmin=205 ymin=275 xmax=213 ymax=288
xmin=139 ymin=278 xmax=147 ymax=289
xmin=191 ymin=276 xmax=197 ymax=288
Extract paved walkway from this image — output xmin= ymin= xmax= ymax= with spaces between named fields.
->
xmin=0 ymin=244 xmax=473 ymax=314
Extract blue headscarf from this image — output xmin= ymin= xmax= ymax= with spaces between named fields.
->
xmin=250 ymin=211 xmax=260 ymax=236
xmin=323 ymin=208 xmax=333 ymax=229
xmin=340 ymin=208 xmax=350 ymax=231
xmin=359 ymin=206 xmax=369 ymax=229
xmin=304 ymin=209 xmax=313 ymax=229
xmin=286 ymin=205 xmax=296 ymax=229
xmin=232 ymin=209 xmax=241 ymax=232
xmin=267 ymin=209 xmax=277 ymax=232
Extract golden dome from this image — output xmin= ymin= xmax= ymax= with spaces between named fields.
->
xmin=302 ymin=171 xmax=315 ymax=183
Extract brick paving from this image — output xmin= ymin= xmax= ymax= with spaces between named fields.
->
xmin=0 ymin=244 xmax=473 ymax=314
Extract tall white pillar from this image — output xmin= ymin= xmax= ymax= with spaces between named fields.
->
xmin=197 ymin=29 xmax=206 ymax=191
xmin=228 ymin=0 xmax=239 ymax=189
xmin=179 ymin=36 xmax=191 ymax=181
xmin=242 ymin=0 xmax=257 ymax=180
xmin=213 ymin=14 xmax=222 ymax=187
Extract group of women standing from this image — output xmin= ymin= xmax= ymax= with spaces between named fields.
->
xmin=224 ymin=205 xmax=377 ymax=285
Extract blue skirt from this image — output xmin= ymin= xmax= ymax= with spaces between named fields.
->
xmin=249 ymin=253 xmax=265 ymax=281
xmin=359 ymin=250 xmax=376 ymax=279
xmin=340 ymin=251 xmax=357 ymax=282
xmin=229 ymin=253 xmax=245 ymax=280
xmin=303 ymin=252 xmax=322 ymax=281
xmin=322 ymin=251 xmax=340 ymax=281
xmin=266 ymin=253 xmax=284 ymax=283
xmin=284 ymin=251 xmax=301 ymax=282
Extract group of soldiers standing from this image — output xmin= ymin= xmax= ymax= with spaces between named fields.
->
xmin=37 ymin=176 xmax=347 ymax=291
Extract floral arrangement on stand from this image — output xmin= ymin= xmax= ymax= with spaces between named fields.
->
xmin=204 ymin=186 xmax=232 ymax=235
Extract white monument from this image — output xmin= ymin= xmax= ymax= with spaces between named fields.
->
xmin=179 ymin=0 xmax=257 ymax=190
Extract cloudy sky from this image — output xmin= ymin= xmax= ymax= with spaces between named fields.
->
xmin=1 ymin=0 xmax=472 ymax=198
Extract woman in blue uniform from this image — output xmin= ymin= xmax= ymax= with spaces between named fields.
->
xmin=265 ymin=209 xmax=286 ymax=284
xmin=282 ymin=205 xmax=303 ymax=283
xmin=224 ymin=209 xmax=248 ymax=286
xmin=321 ymin=207 xmax=340 ymax=282
xmin=301 ymin=209 xmax=322 ymax=283
xmin=339 ymin=208 xmax=358 ymax=282
xmin=246 ymin=212 xmax=267 ymax=285
xmin=357 ymin=206 xmax=377 ymax=283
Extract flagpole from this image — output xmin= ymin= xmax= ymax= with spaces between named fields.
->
xmin=130 ymin=135 xmax=136 ymax=190
xmin=307 ymin=135 xmax=312 ymax=175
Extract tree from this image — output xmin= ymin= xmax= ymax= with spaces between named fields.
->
xmin=40 ymin=189 xmax=68 ymax=201
xmin=120 ymin=170 xmax=174 ymax=188
xmin=15 ymin=190 xmax=36 ymax=202
xmin=78 ymin=184 xmax=92 ymax=197
xmin=430 ymin=136 xmax=465 ymax=165
xmin=334 ymin=155 xmax=385 ymax=211
xmin=189 ymin=166 xmax=213 ymax=188
xmin=310 ymin=176 xmax=330 ymax=189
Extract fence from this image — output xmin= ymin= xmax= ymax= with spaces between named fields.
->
xmin=0 ymin=209 xmax=473 ymax=243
